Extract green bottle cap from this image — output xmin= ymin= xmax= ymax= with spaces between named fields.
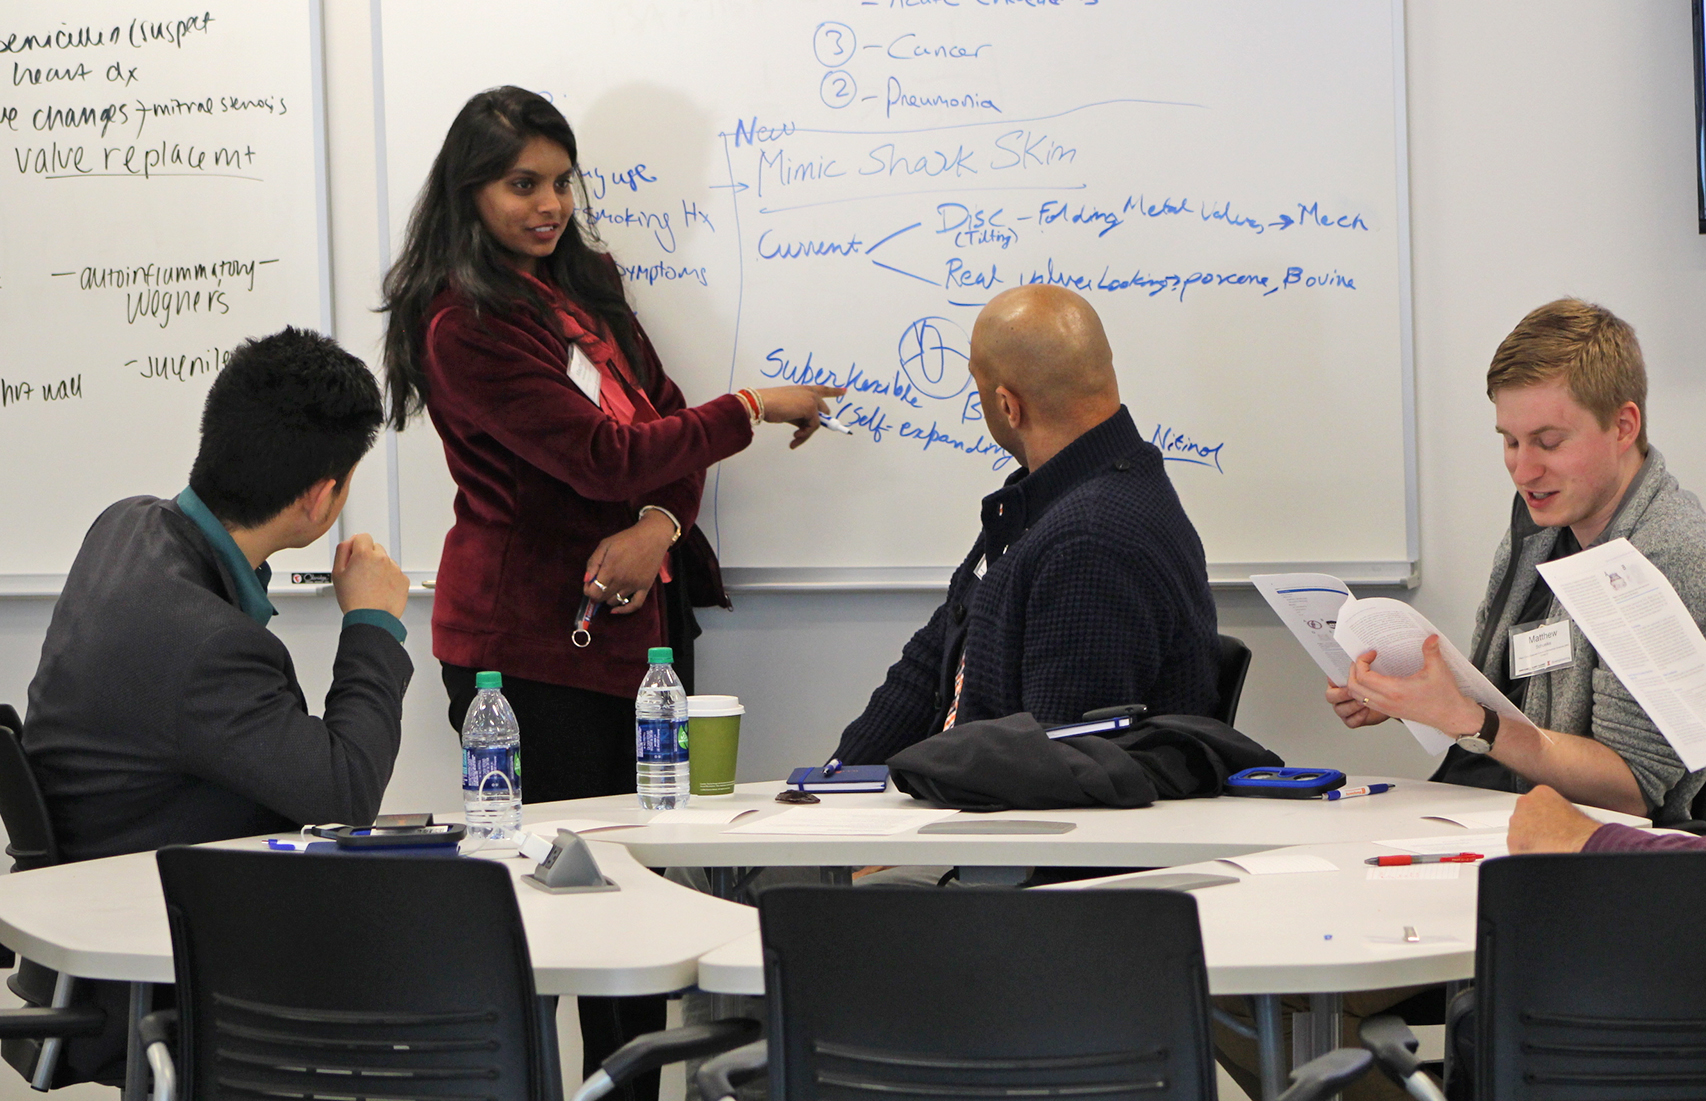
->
xmin=647 ymin=647 xmax=674 ymax=664
xmin=475 ymin=671 xmax=502 ymax=689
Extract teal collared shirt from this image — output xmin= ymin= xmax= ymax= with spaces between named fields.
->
xmin=175 ymin=487 xmax=406 ymax=644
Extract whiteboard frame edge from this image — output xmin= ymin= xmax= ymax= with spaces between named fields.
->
xmin=370 ymin=0 xmax=405 ymax=561
xmin=308 ymin=0 xmax=341 ymax=564
xmin=1392 ymin=0 xmax=1422 ymax=583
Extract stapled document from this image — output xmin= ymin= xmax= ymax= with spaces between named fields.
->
xmin=1536 ymin=538 xmax=1706 ymax=770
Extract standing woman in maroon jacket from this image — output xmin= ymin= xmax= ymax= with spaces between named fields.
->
xmin=381 ymin=86 xmax=837 ymax=1096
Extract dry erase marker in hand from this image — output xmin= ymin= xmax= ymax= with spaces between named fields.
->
xmin=818 ymin=412 xmax=854 ymax=435
xmin=1325 ymin=783 xmax=1394 ymax=801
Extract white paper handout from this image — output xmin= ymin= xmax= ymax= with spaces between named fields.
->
xmin=1251 ymin=574 xmax=1356 ymax=681
xmin=1536 ymin=538 xmax=1706 ymax=771
xmin=723 ymin=807 xmax=960 ymax=836
xmin=1422 ymin=810 xmax=1512 ymax=830
xmin=1333 ymin=593 xmax=1532 ymax=755
xmin=1215 ymin=852 xmax=1339 ymax=875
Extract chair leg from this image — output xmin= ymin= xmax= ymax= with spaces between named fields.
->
xmin=29 ymin=971 xmax=76 ymax=1091
xmin=120 ymin=982 xmax=151 ymax=1101
xmin=1253 ymin=995 xmax=1286 ymax=1101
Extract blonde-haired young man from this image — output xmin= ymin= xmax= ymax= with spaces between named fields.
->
xmin=1330 ymin=298 xmax=1706 ymax=823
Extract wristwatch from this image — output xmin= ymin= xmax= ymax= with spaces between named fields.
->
xmin=1456 ymin=705 xmax=1500 ymax=755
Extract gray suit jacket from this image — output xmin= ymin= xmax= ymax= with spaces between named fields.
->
xmin=1440 ymin=448 xmax=1706 ymax=824
xmin=24 ymin=496 xmax=412 ymax=862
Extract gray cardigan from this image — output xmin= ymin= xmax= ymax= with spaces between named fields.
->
xmin=24 ymin=496 xmax=413 ymax=861
xmin=1452 ymin=448 xmax=1706 ymax=824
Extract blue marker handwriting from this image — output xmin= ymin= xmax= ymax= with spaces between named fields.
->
xmin=885 ymin=77 xmax=1002 ymax=118
xmin=619 ymin=260 xmax=708 ymax=288
xmin=756 ymin=229 xmax=866 ymax=260
xmin=584 ymin=205 xmax=675 ymax=252
xmin=581 ymin=163 xmax=656 ymax=201
xmin=899 ymin=418 xmax=1013 ymax=470
xmin=761 ymin=348 xmax=924 ymax=408
xmin=1036 ymin=198 xmax=1123 ymax=237
xmin=757 ymin=147 xmax=845 ymax=195
xmin=1150 ymin=424 xmax=1225 ymax=472
xmin=877 ymin=33 xmax=993 ymax=60
xmin=936 ymin=204 xmax=1015 ymax=249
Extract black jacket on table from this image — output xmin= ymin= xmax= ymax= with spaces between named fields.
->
xmin=23 ymin=496 xmax=412 ymax=864
xmin=834 ymin=406 xmax=1220 ymax=766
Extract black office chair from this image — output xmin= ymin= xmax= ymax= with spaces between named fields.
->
xmin=1362 ymin=851 xmax=1706 ymax=1100
xmin=140 ymin=847 xmax=756 ymax=1101
xmin=1215 ymin=634 xmax=1253 ymax=727
xmin=0 ymin=705 xmax=108 ymax=1089
xmin=697 ymin=885 xmax=1371 ymax=1101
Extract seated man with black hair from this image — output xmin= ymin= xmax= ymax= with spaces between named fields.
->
xmin=25 ymin=326 xmax=413 ymax=864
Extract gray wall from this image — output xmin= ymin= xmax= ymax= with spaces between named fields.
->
xmin=5 ymin=0 xmax=1706 ymax=821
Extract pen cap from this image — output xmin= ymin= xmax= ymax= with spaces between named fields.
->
xmin=647 ymin=647 xmax=673 ymax=664
xmin=475 ymin=671 xmax=502 ymax=689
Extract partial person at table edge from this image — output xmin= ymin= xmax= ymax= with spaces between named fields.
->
xmin=20 ymin=327 xmax=412 ymax=1085
xmin=1328 ymin=299 xmax=1706 ymax=826
xmin=830 ymin=284 xmax=1220 ymax=767
xmin=1509 ymin=783 xmax=1706 ymax=852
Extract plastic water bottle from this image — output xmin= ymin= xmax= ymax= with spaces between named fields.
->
xmin=635 ymin=646 xmax=690 ymax=809
xmin=462 ymin=671 xmax=522 ymax=840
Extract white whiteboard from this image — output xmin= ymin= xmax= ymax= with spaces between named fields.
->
xmin=378 ymin=0 xmax=1416 ymax=589
xmin=0 ymin=1 xmax=331 ymax=591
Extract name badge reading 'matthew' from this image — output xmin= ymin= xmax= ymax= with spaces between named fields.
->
xmin=1510 ymin=617 xmax=1574 ymax=679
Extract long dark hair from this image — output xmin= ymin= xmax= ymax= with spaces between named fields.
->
xmin=380 ymin=86 xmax=643 ymax=431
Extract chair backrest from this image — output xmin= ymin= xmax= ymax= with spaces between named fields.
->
xmin=155 ymin=847 xmax=550 ymax=1101
xmin=0 ymin=706 xmax=58 ymax=872
xmin=1215 ymin=634 xmax=1253 ymax=727
xmin=1476 ymin=853 xmax=1706 ymax=1099
xmin=758 ymin=886 xmax=1217 ymax=1101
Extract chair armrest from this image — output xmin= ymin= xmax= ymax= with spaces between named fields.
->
xmin=141 ymin=1009 xmax=178 ymax=1101
xmin=1275 ymin=1048 xmax=1373 ymax=1101
xmin=1359 ymin=1014 xmax=1423 ymax=1082
xmin=571 ymin=1019 xmax=762 ymax=1101
xmin=139 ymin=1009 xmax=177 ymax=1050
xmin=0 ymin=1005 xmax=106 ymax=1040
xmin=695 ymin=1038 xmax=769 ymax=1101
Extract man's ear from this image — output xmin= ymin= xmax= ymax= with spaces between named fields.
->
xmin=995 ymin=384 xmax=1023 ymax=430
xmin=302 ymin=477 xmax=341 ymax=526
xmin=1614 ymin=400 xmax=1641 ymax=451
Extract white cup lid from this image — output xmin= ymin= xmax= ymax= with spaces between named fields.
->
xmin=687 ymin=694 xmax=744 ymax=717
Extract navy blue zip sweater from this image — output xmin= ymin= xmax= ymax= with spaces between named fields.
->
xmin=834 ymin=406 xmax=1219 ymax=765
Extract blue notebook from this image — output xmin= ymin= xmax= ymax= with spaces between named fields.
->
xmin=787 ymin=765 xmax=890 ymax=792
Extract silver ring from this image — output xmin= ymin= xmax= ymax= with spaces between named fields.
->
xmin=591 ymin=579 xmax=607 ymax=592
xmin=616 ymin=593 xmax=633 ymax=606
xmin=572 ymin=629 xmax=592 ymax=648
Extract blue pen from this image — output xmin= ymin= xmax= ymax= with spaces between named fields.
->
xmin=1325 ymin=783 xmax=1394 ymax=801
xmin=818 ymin=412 xmax=854 ymax=435
xmin=821 ymin=757 xmax=843 ymax=777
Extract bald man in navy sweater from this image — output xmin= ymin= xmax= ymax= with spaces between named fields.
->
xmin=833 ymin=285 xmax=1220 ymax=765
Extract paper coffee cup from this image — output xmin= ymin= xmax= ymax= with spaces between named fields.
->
xmin=687 ymin=695 xmax=744 ymax=797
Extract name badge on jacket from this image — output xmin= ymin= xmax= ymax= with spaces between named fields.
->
xmin=1509 ymin=616 xmax=1574 ymax=679
xmin=567 ymin=344 xmax=602 ymax=406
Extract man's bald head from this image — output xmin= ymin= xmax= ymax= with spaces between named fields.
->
xmin=970 ymin=286 xmax=1119 ymax=425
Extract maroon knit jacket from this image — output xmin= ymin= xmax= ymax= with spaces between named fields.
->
xmin=422 ymin=284 xmax=752 ymax=696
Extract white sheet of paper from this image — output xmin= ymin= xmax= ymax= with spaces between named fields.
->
xmin=525 ymin=818 xmax=644 ymax=836
xmin=648 ymin=807 xmax=757 ymax=825
xmin=1375 ymin=833 xmax=1508 ymax=856
xmin=1366 ymin=864 xmax=1462 ymax=881
xmin=1423 ymin=810 xmax=1512 ymax=830
xmin=1536 ymin=538 xmax=1706 ymax=771
xmin=723 ymin=808 xmax=960 ymax=835
xmin=1216 ymin=853 xmax=1338 ymax=875
xmin=1333 ymin=595 xmax=1532 ymax=755
xmin=1251 ymin=573 xmax=1356 ymax=682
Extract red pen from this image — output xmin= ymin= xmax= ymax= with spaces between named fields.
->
xmin=1364 ymin=852 xmax=1483 ymax=866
